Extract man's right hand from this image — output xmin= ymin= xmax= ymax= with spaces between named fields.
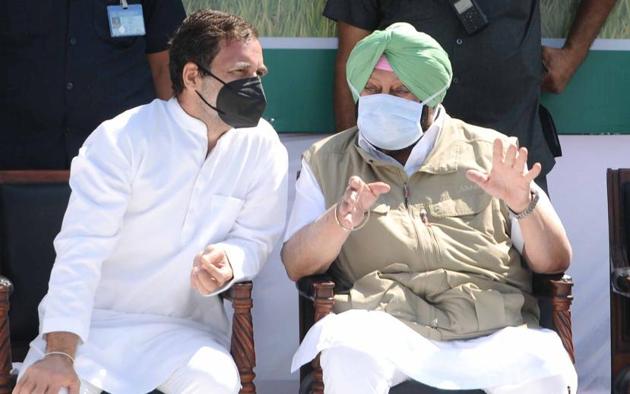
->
xmin=13 ymin=354 xmax=80 ymax=394
xmin=336 ymin=176 xmax=390 ymax=230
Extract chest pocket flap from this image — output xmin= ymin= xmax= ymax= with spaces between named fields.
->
xmin=428 ymin=189 xmax=493 ymax=218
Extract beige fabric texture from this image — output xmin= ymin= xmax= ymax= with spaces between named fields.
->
xmin=303 ymin=117 xmax=539 ymax=341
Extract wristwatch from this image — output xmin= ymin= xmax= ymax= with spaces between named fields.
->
xmin=510 ymin=189 xmax=540 ymax=220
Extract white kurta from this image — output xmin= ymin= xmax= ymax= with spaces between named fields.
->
xmin=22 ymin=98 xmax=288 ymax=394
xmin=285 ymin=108 xmax=575 ymax=391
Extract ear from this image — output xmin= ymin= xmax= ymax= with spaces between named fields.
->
xmin=420 ymin=105 xmax=436 ymax=130
xmin=182 ymin=62 xmax=202 ymax=92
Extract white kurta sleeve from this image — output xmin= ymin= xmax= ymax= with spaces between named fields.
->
xmin=210 ymin=138 xmax=289 ymax=295
xmin=509 ymin=182 xmax=553 ymax=254
xmin=283 ymin=159 xmax=327 ymax=243
xmin=40 ymin=125 xmax=134 ymax=343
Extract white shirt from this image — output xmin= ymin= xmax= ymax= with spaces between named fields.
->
xmin=26 ymin=98 xmax=288 ymax=394
xmin=284 ymin=107 xmax=552 ymax=254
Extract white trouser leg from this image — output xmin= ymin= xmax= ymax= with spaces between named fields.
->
xmin=158 ymin=345 xmax=240 ymax=394
xmin=320 ymin=346 xmax=407 ymax=394
xmin=57 ymin=380 xmax=102 ymax=394
xmin=485 ymin=372 xmax=578 ymax=394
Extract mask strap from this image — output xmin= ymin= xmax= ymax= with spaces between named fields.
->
xmin=196 ymin=63 xmax=227 ymax=86
xmin=421 ymin=83 xmax=449 ymax=107
xmin=195 ymin=90 xmax=225 ymax=115
xmin=347 ymin=76 xmax=360 ymax=101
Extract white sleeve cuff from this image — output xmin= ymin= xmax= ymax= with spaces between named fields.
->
xmin=40 ymin=317 xmax=88 ymax=344
xmin=201 ymin=241 xmax=246 ymax=298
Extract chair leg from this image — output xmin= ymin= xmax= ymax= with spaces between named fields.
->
xmin=311 ymin=282 xmax=335 ymax=394
xmin=230 ymin=283 xmax=256 ymax=394
xmin=0 ymin=277 xmax=13 ymax=394
xmin=550 ymin=276 xmax=575 ymax=364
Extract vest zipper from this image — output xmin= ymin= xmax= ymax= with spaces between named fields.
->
xmin=403 ymin=182 xmax=410 ymax=208
xmin=405 ymin=179 xmax=442 ymax=268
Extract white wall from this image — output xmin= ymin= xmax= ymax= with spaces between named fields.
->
xmin=246 ymin=133 xmax=630 ymax=393
xmin=548 ymin=135 xmax=630 ymax=393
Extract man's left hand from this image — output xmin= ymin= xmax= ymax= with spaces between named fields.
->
xmin=191 ymin=245 xmax=234 ymax=295
xmin=466 ymin=139 xmax=541 ymax=213
xmin=541 ymin=46 xmax=582 ymax=94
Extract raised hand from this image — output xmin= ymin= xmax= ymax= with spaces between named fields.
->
xmin=191 ymin=245 xmax=234 ymax=295
xmin=336 ymin=175 xmax=390 ymax=230
xmin=466 ymin=139 xmax=541 ymax=213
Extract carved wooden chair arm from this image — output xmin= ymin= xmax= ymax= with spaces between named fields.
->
xmin=532 ymin=273 xmax=575 ymax=364
xmin=296 ymin=275 xmax=335 ymax=394
xmin=612 ymin=267 xmax=630 ymax=297
xmin=296 ymin=274 xmax=335 ymax=301
xmin=224 ymin=281 xmax=256 ymax=394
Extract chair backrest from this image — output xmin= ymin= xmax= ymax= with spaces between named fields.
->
xmin=0 ymin=171 xmax=70 ymax=361
xmin=607 ymin=168 xmax=630 ymax=390
xmin=608 ymin=169 xmax=630 ymax=274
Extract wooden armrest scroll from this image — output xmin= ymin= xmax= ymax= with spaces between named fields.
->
xmin=309 ymin=278 xmax=335 ymax=394
xmin=612 ymin=268 xmax=630 ymax=298
xmin=296 ymin=274 xmax=335 ymax=301
xmin=534 ymin=273 xmax=575 ymax=364
xmin=227 ymin=281 xmax=256 ymax=394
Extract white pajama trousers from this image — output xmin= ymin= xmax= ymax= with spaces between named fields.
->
xmin=320 ymin=346 xmax=576 ymax=394
xmin=36 ymin=346 xmax=240 ymax=394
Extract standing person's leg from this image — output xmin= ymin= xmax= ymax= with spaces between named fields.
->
xmin=320 ymin=346 xmax=407 ymax=394
xmin=158 ymin=344 xmax=240 ymax=394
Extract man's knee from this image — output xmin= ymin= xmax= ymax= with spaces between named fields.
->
xmin=178 ymin=367 xmax=240 ymax=394
xmin=321 ymin=347 xmax=400 ymax=394
xmin=160 ymin=347 xmax=240 ymax=394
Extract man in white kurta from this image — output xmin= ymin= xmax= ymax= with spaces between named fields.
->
xmin=15 ymin=10 xmax=288 ymax=394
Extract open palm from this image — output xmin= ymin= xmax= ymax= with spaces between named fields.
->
xmin=466 ymin=139 xmax=541 ymax=212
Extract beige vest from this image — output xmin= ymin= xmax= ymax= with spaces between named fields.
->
xmin=303 ymin=117 xmax=539 ymax=340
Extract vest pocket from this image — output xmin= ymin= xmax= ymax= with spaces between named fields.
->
xmin=427 ymin=190 xmax=492 ymax=218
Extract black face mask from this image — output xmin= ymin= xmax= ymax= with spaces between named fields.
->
xmin=195 ymin=64 xmax=267 ymax=129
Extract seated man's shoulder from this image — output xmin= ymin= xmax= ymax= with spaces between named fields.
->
xmin=94 ymin=99 xmax=163 ymax=143
xmin=308 ymin=127 xmax=358 ymax=158
xmin=447 ymin=117 xmax=516 ymax=146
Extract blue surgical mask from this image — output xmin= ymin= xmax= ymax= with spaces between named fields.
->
xmin=357 ymin=89 xmax=445 ymax=151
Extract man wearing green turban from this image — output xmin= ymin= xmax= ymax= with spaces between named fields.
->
xmin=283 ymin=23 xmax=576 ymax=393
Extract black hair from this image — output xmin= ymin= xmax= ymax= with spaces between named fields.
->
xmin=168 ymin=10 xmax=258 ymax=96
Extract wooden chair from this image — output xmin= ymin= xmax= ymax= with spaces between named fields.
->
xmin=297 ymin=268 xmax=575 ymax=394
xmin=0 ymin=171 xmax=257 ymax=394
xmin=607 ymin=168 xmax=630 ymax=394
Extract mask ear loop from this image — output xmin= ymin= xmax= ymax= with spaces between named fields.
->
xmin=196 ymin=63 xmax=228 ymax=86
xmin=194 ymin=63 xmax=228 ymax=115
xmin=416 ymin=83 xmax=449 ymax=131
xmin=195 ymin=90 xmax=225 ymax=115
xmin=421 ymin=83 xmax=449 ymax=108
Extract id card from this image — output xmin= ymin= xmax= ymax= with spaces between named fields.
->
xmin=107 ymin=4 xmax=146 ymax=37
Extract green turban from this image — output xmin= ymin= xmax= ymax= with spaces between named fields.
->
xmin=346 ymin=22 xmax=453 ymax=108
